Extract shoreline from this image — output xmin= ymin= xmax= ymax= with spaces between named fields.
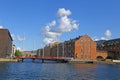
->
xmin=0 ymin=58 xmax=18 ymax=62
xmin=68 ymin=59 xmax=116 ymax=64
xmin=0 ymin=58 xmax=118 ymax=65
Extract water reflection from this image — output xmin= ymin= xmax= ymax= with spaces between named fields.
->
xmin=0 ymin=62 xmax=120 ymax=80
xmin=66 ymin=64 xmax=96 ymax=80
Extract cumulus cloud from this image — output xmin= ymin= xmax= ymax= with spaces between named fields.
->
xmin=58 ymin=8 xmax=78 ymax=32
xmin=0 ymin=26 xmax=3 ymax=29
xmin=93 ymin=29 xmax=112 ymax=41
xmin=43 ymin=8 xmax=79 ymax=44
xmin=48 ymin=20 xmax=56 ymax=27
xmin=59 ymin=16 xmax=78 ymax=32
xmin=43 ymin=20 xmax=61 ymax=44
xmin=43 ymin=38 xmax=54 ymax=45
xmin=105 ymin=29 xmax=111 ymax=40
xmin=57 ymin=8 xmax=71 ymax=16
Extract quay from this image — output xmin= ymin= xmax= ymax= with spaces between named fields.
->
xmin=0 ymin=58 xmax=18 ymax=62
xmin=68 ymin=59 xmax=115 ymax=64
xmin=0 ymin=57 xmax=117 ymax=65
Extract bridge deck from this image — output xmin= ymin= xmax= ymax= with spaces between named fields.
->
xmin=16 ymin=56 xmax=72 ymax=60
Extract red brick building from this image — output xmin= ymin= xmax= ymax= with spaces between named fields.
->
xmin=0 ymin=29 xmax=13 ymax=58
xmin=74 ymin=35 xmax=96 ymax=60
xmin=40 ymin=34 xmax=107 ymax=61
xmin=97 ymin=38 xmax=120 ymax=59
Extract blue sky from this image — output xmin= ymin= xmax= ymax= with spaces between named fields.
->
xmin=0 ymin=0 xmax=120 ymax=51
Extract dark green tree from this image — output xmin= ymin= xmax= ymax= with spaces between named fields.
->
xmin=15 ymin=50 xmax=23 ymax=57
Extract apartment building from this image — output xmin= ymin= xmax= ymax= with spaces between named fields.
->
xmin=0 ymin=29 xmax=13 ymax=58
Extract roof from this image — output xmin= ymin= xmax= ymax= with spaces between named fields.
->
xmin=0 ymin=29 xmax=13 ymax=41
xmin=96 ymin=40 xmax=106 ymax=45
xmin=65 ymin=36 xmax=82 ymax=43
xmin=103 ymin=38 xmax=120 ymax=46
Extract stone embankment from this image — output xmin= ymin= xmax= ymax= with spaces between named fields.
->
xmin=93 ymin=61 xmax=115 ymax=64
xmin=68 ymin=59 xmax=116 ymax=64
xmin=0 ymin=58 xmax=18 ymax=62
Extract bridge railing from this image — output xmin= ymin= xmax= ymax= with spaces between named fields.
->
xmin=15 ymin=56 xmax=71 ymax=60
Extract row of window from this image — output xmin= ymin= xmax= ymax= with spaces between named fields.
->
xmin=80 ymin=44 xmax=91 ymax=46
xmin=81 ymin=39 xmax=91 ymax=42
xmin=81 ymin=49 xmax=91 ymax=53
xmin=81 ymin=55 xmax=91 ymax=59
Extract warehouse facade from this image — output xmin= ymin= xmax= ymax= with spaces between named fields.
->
xmin=40 ymin=35 xmax=107 ymax=60
xmin=97 ymin=38 xmax=120 ymax=59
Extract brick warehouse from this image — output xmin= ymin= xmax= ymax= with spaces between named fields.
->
xmin=40 ymin=35 xmax=107 ymax=60
xmin=0 ymin=29 xmax=13 ymax=58
xmin=97 ymin=38 xmax=120 ymax=59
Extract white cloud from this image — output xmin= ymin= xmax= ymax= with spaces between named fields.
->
xmin=43 ymin=38 xmax=54 ymax=44
xmin=17 ymin=35 xmax=26 ymax=42
xmin=45 ymin=31 xmax=61 ymax=39
xmin=43 ymin=8 xmax=79 ymax=44
xmin=59 ymin=16 xmax=78 ymax=32
xmin=11 ymin=34 xmax=26 ymax=42
xmin=93 ymin=29 xmax=112 ymax=41
xmin=48 ymin=20 xmax=56 ymax=27
xmin=94 ymin=38 xmax=99 ymax=41
xmin=105 ymin=29 xmax=111 ymax=39
xmin=101 ymin=37 xmax=106 ymax=40
xmin=93 ymin=36 xmax=99 ymax=41
xmin=57 ymin=8 xmax=71 ymax=16
xmin=0 ymin=26 xmax=3 ymax=29
xmin=11 ymin=34 xmax=16 ymax=40
xmin=43 ymin=20 xmax=61 ymax=44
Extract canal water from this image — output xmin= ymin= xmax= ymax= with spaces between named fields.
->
xmin=0 ymin=59 xmax=120 ymax=80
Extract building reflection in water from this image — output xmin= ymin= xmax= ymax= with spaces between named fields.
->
xmin=71 ymin=64 xmax=97 ymax=80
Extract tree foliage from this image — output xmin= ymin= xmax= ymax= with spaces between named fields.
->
xmin=15 ymin=50 xmax=22 ymax=56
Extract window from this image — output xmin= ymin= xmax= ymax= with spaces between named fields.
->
xmin=80 ymin=44 xmax=83 ymax=46
xmin=88 ymin=44 xmax=90 ymax=46
xmin=81 ymin=55 xmax=83 ymax=58
xmin=81 ymin=39 xmax=83 ymax=42
xmin=88 ymin=49 xmax=90 ymax=53
xmin=81 ymin=49 xmax=83 ymax=52
xmin=88 ymin=39 xmax=90 ymax=42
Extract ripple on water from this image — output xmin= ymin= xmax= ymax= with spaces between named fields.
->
xmin=0 ymin=62 xmax=120 ymax=80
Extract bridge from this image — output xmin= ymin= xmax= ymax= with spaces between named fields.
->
xmin=16 ymin=56 xmax=72 ymax=63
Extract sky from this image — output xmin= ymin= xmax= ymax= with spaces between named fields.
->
xmin=0 ymin=0 xmax=120 ymax=51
